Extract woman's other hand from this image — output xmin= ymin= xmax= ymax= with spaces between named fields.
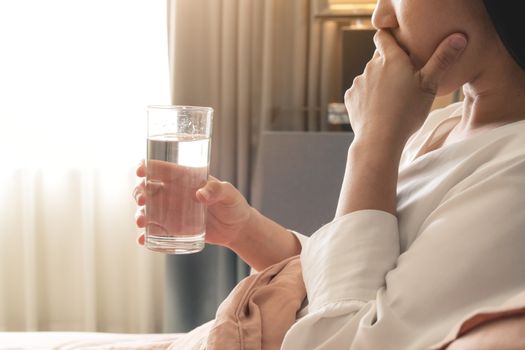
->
xmin=133 ymin=160 xmax=252 ymax=249
xmin=336 ymin=31 xmax=467 ymax=217
xmin=344 ymin=30 xmax=468 ymax=151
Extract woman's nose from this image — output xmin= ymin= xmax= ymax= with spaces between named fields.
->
xmin=371 ymin=0 xmax=398 ymax=30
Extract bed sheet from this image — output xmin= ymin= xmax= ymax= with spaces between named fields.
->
xmin=0 ymin=320 xmax=212 ymax=350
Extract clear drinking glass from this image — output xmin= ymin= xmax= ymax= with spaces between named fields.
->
xmin=145 ymin=105 xmax=213 ymax=254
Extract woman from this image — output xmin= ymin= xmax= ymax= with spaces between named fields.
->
xmin=134 ymin=0 xmax=525 ymax=348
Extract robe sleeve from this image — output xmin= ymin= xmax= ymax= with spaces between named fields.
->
xmin=282 ymin=210 xmax=399 ymax=349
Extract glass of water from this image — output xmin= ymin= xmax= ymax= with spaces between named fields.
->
xmin=145 ymin=105 xmax=213 ymax=254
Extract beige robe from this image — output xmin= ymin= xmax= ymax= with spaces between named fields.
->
xmin=280 ymin=102 xmax=525 ymax=349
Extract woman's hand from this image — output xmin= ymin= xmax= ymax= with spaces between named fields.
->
xmin=133 ymin=160 xmax=302 ymax=271
xmin=345 ymin=30 xmax=468 ymax=150
xmin=133 ymin=160 xmax=252 ymax=248
xmin=335 ymin=30 xmax=467 ymax=218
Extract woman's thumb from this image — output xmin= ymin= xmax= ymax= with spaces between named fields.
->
xmin=196 ymin=180 xmax=223 ymax=205
xmin=419 ymin=33 xmax=468 ymax=94
xmin=196 ymin=179 xmax=239 ymax=206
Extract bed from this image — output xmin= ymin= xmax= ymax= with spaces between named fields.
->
xmin=0 ymin=320 xmax=212 ymax=350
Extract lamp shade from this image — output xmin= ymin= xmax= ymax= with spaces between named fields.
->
xmin=315 ymin=0 xmax=377 ymax=17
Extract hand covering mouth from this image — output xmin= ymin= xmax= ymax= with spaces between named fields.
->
xmin=385 ymin=30 xmax=410 ymax=56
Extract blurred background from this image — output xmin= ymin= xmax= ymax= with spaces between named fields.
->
xmin=0 ymin=0 xmax=168 ymax=333
xmin=0 ymin=0 xmax=459 ymax=334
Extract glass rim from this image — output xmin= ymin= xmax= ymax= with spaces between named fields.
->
xmin=147 ymin=105 xmax=213 ymax=113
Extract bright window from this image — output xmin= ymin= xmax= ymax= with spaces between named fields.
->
xmin=0 ymin=0 xmax=170 ymax=168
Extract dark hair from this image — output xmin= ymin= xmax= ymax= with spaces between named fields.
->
xmin=482 ymin=0 xmax=525 ymax=71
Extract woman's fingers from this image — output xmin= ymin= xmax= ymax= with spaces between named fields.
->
xmin=373 ymin=30 xmax=407 ymax=60
xmin=135 ymin=207 xmax=146 ymax=228
xmin=137 ymin=193 xmax=145 ymax=206
xmin=133 ymin=179 xmax=146 ymax=205
xmin=133 ymin=178 xmax=164 ymax=206
xmin=134 ymin=160 xmax=147 ymax=205
xmin=136 ymin=159 xmax=146 ymax=177
xmin=135 ymin=160 xmax=147 ymax=247
xmin=373 ymin=30 xmax=467 ymax=96
xmin=137 ymin=233 xmax=145 ymax=246
xmin=418 ymin=33 xmax=468 ymax=94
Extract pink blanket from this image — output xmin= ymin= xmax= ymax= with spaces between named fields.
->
xmin=206 ymin=255 xmax=306 ymax=350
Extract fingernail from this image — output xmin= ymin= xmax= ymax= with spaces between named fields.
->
xmin=450 ymin=35 xmax=467 ymax=51
xmin=199 ymin=189 xmax=211 ymax=200
xmin=137 ymin=234 xmax=145 ymax=246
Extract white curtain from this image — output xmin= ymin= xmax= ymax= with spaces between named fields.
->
xmin=168 ymin=0 xmax=321 ymax=194
xmin=0 ymin=0 xmax=169 ymax=332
